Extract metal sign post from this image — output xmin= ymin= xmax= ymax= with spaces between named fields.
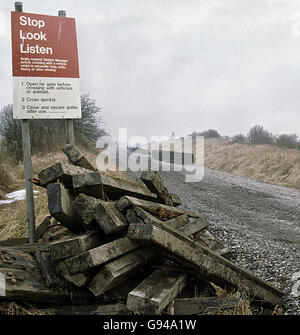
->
xmin=11 ymin=2 xmax=81 ymax=243
xmin=58 ymin=9 xmax=75 ymax=145
xmin=15 ymin=2 xmax=36 ymax=244
xmin=21 ymin=120 xmax=36 ymax=243
xmin=67 ymin=119 xmax=75 ymax=144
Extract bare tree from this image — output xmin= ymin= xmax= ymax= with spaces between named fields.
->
xmin=248 ymin=125 xmax=274 ymax=145
xmin=0 ymin=94 xmax=106 ymax=161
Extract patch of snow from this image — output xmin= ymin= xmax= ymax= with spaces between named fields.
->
xmin=0 ymin=189 xmax=40 ymax=205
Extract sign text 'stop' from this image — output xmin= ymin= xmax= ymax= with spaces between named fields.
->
xmin=11 ymin=11 xmax=80 ymax=78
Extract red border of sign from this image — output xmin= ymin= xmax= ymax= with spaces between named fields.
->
xmin=11 ymin=11 xmax=80 ymax=78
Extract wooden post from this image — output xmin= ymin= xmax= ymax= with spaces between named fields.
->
xmin=15 ymin=2 xmax=36 ymax=244
xmin=58 ymin=10 xmax=75 ymax=145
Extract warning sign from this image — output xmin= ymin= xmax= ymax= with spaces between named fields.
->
xmin=11 ymin=11 xmax=81 ymax=119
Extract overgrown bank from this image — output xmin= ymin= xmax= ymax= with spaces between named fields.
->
xmin=158 ymin=137 xmax=300 ymax=190
xmin=204 ymin=138 xmax=300 ymax=189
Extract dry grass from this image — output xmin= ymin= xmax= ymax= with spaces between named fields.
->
xmin=204 ymin=138 xmax=300 ymax=189
xmin=0 ymin=152 xmax=67 ymax=242
xmin=211 ymin=284 xmax=253 ymax=315
xmin=0 ymin=148 xmax=129 ymax=242
xmin=0 ymin=302 xmax=49 ymax=315
xmin=0 ymin=189 xmax=6 ymax=201
xmin=0 ymin=152 xmax=60 ymax=241
xmin=0 ymin=192 xmax=48 ymax=241
xmin=0 ymin=164 xmax=14 ymax=193
xmin=158 ymin=137 xmax=300 ymax=189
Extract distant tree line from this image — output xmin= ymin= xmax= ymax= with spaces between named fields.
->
xmin=189 ymin=129 xmax=221 ymax=139
xmin=230 ymin=125 xmax=300 ymax=150
xmin=189 ymin=125 xmax=300 ymax=150
xmin=0 ymin=94 xmax=106 ymax=162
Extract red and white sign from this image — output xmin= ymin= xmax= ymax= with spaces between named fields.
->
xmin=11 ymin=11 xmax=81 ymax=119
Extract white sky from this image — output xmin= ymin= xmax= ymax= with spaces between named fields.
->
xmin=1 ymin=0 xmax=300 ymax=140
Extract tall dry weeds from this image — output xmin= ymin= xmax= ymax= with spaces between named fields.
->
xmin=0 ymin=164 xmax=14 ymax=193
xmin=159 ymin=137 xmax=300 ymax=189
xmin=0 ymin=149 xmax=129 ymax=242
xmin=211 ymin=283 xmax=253 ymax=315
xmin=204 ymin=138 xmax=300 ymax=189
xmin=0 ymin=302 xmax=49 ymax=315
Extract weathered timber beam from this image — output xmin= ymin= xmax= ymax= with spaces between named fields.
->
xmin=62 ymin=144 xmax=96 ymax=171
xmin=71 ymin=194 xmax=100 ymax=230
xmin=94 ymin=201 xmax=128 ymax=234
xmin=88 ymin=248 xmax=155 ymax=296
xmin=48 ymin=231 xmax=103 ymax=261
xmin=72 ymin=171 xmax=104 ymax=199
xmin=169 ymin=193 xmax=182 ymax=207
xmin=0 ymin=267 xmax=94 ymax=305
xmin=164 ymin=214 xmax=190 ymax=229
xmin=125 ymin=208 xmax=145 ymax=225
xmin=0 ymin=238 xmax=29 ymax=247
xmin=56 ymin=262 xmax=91 ymax=288
xmin=40 ymin=162 xmax=158 ymax=201
xmin=132 ymin=207 xmax=220 ymax=251
xmin=101 ymin=174 xmax=158 ymax=202
xmin=0 ymin=248 xmax=38 ymax=271
xmin=39 ymin=303 xmax=129 ymax=315
xmin=62 ymin=237 xmax=140 ymax=275
xmin=36 ymin=216 xmax=52 ymax=240
xmin=177 ymin=218 xmax=208 ymax=237
xmin=37 ymin=249 xmax=93 ymax=290
xmin=0 ymin=243 xmax=53 ymax=255
xmin=41 ymin=225 xmax=73 ymax=242
xmin=172 ymin=297 xmax=239 ymax=315
xmin=194 ymin=230 xmax=218 ymax=250
xmin=117 ymin=196 xmax=201 ymax=219
xmin=127 ymin=269 xmax=187 ymax=315
xmin=35 ymin=250 xmax=69 ymax=289
xmin=38 ymin=162 xmax=90 ymax=189
xmin=213 ymin=246 xmax=233 ymax=260
xmin=140 ymin=171 xmax=174 ymax=206
xmin=47 ymin=183 xmax=84 ymax=233
xmin=127 ymin=223 xmax=283 ymax=307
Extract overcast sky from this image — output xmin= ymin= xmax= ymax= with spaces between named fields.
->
xmin=1 ymin=0 xmax=300 ymax=140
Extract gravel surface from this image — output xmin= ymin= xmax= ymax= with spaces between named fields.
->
xmin=129 ymin=166 xmax=300 ymax=314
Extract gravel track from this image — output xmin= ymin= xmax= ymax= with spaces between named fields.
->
xmin=129 ymin=166 xmax=300 ymax=314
